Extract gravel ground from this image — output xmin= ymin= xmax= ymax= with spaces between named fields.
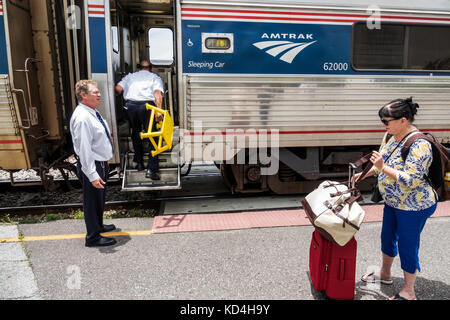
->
xmin=0 ymin=159 xmax=158 ymax=223
xmin=0 ymin=181 xmax=157 ymax=224
xmin=0 ymin=155 xmax=78 ymax=182
xmin=0 ymin=183 xmax=155 ymax=207
xmin=0 ymin=154 xmax=155 ymax=208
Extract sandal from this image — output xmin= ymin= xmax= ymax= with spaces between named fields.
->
xmin=390 ymin=293 xmax=416 ymax=300
xmin=361 ymin=271 xmax=393 ymax=285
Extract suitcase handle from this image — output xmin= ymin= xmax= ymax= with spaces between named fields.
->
xmin=349 ymin=153 xmax=372 ymax=187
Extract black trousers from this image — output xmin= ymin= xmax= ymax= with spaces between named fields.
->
xmin=77 ymin=161 xmax=108 ymax=242
xmin=124 ymin=100 xmax=159 ymax=172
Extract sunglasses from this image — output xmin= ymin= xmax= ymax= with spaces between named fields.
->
xmin=380 ymin=118 xmax=399 ymax=125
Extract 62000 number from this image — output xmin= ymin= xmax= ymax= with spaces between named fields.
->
xmin=323 ymin=62 xmax=348 ymax=71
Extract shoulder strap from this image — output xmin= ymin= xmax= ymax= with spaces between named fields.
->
xmin=401 ymin=132 xmax=450 ymax=163
xmin=401 ymin=133 xmax=426 ymax=161
xmin=422 ymin=133 xmax=450 ymax=164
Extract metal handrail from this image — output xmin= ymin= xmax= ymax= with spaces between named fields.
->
xmin=14 ymin=58 xmax=41 ymax=128
xmin=11 ymin=88 xmax=31 ymax=130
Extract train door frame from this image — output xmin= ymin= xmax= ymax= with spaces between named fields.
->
xmin=110 ymin=1 xmax=182 ymax=190
xmin=84 ymin=0 xmax=120 ymax=164
xmin=103 ymin=1 xmax=179 ymax=171
xmin=110 ymin=2 xmax=178 ymax=166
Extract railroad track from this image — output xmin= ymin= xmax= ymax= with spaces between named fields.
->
xmin=0 ymin=188 xmax=269 ymax=215
xmin=0 ymin=164 xmax=374 ymax=217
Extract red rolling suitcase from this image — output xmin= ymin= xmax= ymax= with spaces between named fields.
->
xmin=309 ymin=230 xmax=357 ymax=300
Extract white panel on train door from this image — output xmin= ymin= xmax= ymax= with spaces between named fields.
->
xmin=86 ymin=0 xmax=119 ymax=163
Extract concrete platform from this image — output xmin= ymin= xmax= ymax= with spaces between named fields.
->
xmin=1 ymin=201 xmax=450 ymax=301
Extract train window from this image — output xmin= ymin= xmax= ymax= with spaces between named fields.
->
xmin=352 ymin=23 xmax=450 ymax=72
xmin=201 ymin=33 xmax=234 ymax=53
xmin=408 ymin=26 xmax=450 ymax=71
xmin=148 ymin=28 xmax=174 ymax=65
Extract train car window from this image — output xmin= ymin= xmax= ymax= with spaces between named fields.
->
xmin=201 ymin=33 xmax=234 ymax=53
xmin=408 ymin=26 xmax=450 ymax=71
xmin=352 ymin=23 xmax=450 ymax=72
xmin=148 ymin=28 xmax=174 ymax=65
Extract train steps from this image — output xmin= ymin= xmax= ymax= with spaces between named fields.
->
xmin=121 ymin=126 xmax=181 ymax=191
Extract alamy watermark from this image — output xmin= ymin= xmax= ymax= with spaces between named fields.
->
xmin=366 ymin=5 xmax=381 ymax=30
xmin=66 ymin=5 xmax=81 ymax=30
xmin=170 ymin=121 xmax=280 ymax=176
xmin=66 ymin=265 xmax=81 ymax=290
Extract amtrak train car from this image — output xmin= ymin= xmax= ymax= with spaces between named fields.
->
xmin=177 ymin=0 xmax=450 ymax=194
xmin=0 ymin=0 xmax=449 ymax=194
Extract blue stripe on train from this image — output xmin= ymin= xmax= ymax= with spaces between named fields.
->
xmin=182 ymin=20 xmax=448 ymax=76
xmin=0 ymin=16 xmax=8 ymax=74
xmin=89 ymin=17 xmax=107 ymax=74
xmin=182 ymin=20 xmax=351 ymax=74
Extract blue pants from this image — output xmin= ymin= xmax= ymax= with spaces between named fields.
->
xmin=381 ymin=203 xmax=436 ymax=274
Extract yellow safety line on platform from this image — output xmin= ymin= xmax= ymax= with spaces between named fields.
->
xmin=0 ymin=230 xmax=153 ymax=243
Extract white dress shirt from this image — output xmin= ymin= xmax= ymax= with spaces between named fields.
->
xmin=117 ymin=70 xmax=164 ymax=102
xmin=70 ymin=103 xmax=113 ymax=182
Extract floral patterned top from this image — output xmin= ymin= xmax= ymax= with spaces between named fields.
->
xmin=375 ymin=132 xmax=437 ymax=211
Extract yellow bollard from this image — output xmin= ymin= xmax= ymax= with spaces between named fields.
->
xmin=140 ymin=104 xmax=174 ymax=157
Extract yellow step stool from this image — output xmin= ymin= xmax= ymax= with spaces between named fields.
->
xmin=140 ymin=104 xmax=174 ymax=157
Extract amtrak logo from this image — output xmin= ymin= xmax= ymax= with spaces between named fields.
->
xmin=253 ymin=37 xmax=317 ymax=64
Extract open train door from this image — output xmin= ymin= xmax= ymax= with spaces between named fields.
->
xmin=107 ymin=0 xmax=181 ymax=191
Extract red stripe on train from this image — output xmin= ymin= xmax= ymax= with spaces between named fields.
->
xmin=182 ymin=14 xmax=357 ymax=23
xmin=184 ymin=129 xmax=450 ymax=136
xmin=88 ymin=11 xmax=105 ymax=15
xmin=181 ymin=8 xmax=450 ymax=22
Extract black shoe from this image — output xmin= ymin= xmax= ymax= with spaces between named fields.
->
xmin=135 ymin=162 xmax=145 ymax=171
xmin=102 ymin=224 xmax=116 ymax=232
xmin=145 ymin=169 xmax=160 ymax=180
xmin=85 ymin=236 xmax=117 ymax=247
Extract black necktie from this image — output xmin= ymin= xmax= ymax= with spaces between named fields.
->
xmin=96 ymin=111 xmax=113 ymax=149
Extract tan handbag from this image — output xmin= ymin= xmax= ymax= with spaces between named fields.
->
xmin=301 ymin=155 xmax=371 ymax=246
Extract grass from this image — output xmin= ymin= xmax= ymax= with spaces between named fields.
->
xmin=0 ymin=207 xmax=158 ymax=224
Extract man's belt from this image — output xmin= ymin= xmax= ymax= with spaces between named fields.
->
xmin=125 ymin=100 xmax=155 ymax=105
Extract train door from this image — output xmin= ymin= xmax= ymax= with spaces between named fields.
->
xmin=108 ymin=0 xmax=180 ymax=191
xmin=0 ymin=0 xmax=51 ymax=171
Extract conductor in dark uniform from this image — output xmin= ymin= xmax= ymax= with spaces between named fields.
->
xmin=70 ymin=80 xmax=116 ymax=247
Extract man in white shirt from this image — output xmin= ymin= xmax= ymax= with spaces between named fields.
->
xmin=115 ymin=60 xmax=164 ymax=180
xmin=70 ymin=80 xmax=116 ymax=247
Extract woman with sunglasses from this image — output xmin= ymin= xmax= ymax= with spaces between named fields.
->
xmin=355 ymin=97 xmax=437 ymax=300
